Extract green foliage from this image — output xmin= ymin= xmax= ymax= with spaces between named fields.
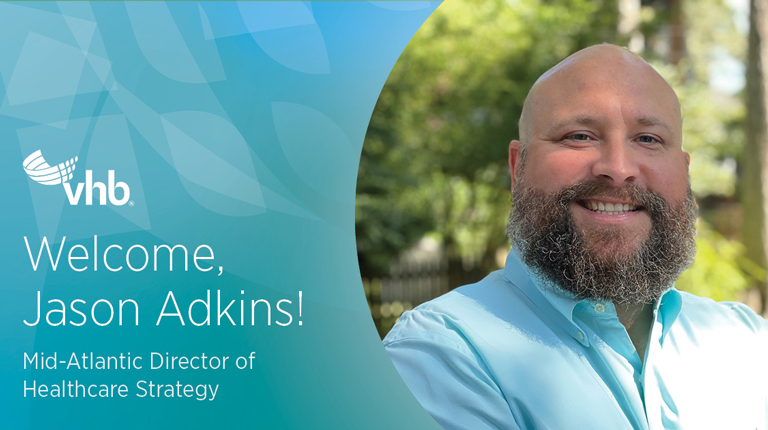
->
xmin=676 ymin=221 xmax=762 ymax=301
xmin=357 ymin=0 xmax=620 ymax=276
xmin=683 ymin=0 xmax=746 ymax=83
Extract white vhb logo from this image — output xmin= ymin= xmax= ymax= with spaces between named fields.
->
xmin=22 ymin=150 xmax=131 ymax=206
xmin=23 ymin=150 xmax=77 ymax=185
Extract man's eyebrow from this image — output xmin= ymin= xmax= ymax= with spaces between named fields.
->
xmin=545 ymin=114 xmax=677 ymax=138
xmin=635 ymin=115 xmax=676 ymax=138
xmin=546 ymin=115 xmax=600 ymax=134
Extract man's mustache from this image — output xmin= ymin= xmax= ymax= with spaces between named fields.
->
xmin=554 ymin=180 xmax=666 ymax=215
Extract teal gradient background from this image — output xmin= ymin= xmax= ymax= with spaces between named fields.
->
xmin=0 ymin=2 xmax=443 ymax=428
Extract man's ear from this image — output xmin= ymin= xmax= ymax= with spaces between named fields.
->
xmin=509 ymin=140 xmax=523 ymax=187
xmin=684 ymin=151 xmax=690 ymax=167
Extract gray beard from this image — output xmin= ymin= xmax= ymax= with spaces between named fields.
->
xmin=507 ymin=180 xmax=697 ymax=306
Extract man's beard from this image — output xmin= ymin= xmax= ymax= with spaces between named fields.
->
xmin=507 ymin=179 xmax=697 ymax=306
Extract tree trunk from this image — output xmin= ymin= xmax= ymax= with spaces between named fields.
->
xmin=669 ymin=0 xmax=686 ymax=66
xmin=742 ymin=0 xmax=768 ymax=315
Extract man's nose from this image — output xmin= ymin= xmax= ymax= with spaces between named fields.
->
xmin=591 ymin=137 xmax=640 ymax=185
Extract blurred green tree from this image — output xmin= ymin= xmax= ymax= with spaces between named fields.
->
xmin=358 ymin=0 xmax=619 ymax=277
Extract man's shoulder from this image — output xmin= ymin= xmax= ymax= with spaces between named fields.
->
xmin=382 ymin=269 xmax=540 ymax=353
xmin=384 ymin=270 xmax=501 ymax=344
xmin=676 ymin=290 xmax=767 ymax=334
xmin=381 ymin=271 xmax=531 ymax=429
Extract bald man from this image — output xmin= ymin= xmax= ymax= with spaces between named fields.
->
xmin=383 ymin=44 xmax=768 ymax=430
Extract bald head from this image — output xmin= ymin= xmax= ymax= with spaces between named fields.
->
xmin=518 ymin=44 xmax=682 ymax=152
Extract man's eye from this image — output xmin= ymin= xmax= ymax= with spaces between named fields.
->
xmin=638 ymin=135 xmax=660 ymax=145
xmin=565 ymin=133 xmax=591 ymax=141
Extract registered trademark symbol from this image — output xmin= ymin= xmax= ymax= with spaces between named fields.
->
xmin=129 ymin=200 xmax=134 ymax=207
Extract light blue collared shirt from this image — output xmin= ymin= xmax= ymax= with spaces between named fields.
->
xmin=384 ymin=250 xmax=768 ymax=430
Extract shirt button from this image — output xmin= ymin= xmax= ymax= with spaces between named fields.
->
xmin=578 ymin=331 xmax=584 ymax=340
xmin=594 ymin=303 xmax=606 ymax=313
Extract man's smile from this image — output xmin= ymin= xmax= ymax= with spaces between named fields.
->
xmin=578 ymin=199 xmax=642 ymax=215
xmin=571 ymin=199 xmax=649 ymax=228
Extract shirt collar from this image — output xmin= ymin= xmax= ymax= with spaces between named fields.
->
xmin=502 ymin=248 xmax=591 ymax=347
xmin=655 ymin=286 xmax=682 ymax=343
xmin=502 ymin=248 xmax=682 ymax=346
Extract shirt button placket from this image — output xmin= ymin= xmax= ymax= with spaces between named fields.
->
xmin=643 ymin=315 xmax=664 ymax=430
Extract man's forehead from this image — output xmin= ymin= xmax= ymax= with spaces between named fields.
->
xmin=520 ymin=45 xmax=682 ymax=139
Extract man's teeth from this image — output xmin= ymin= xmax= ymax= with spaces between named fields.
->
xmin=585 ymin=201 xmax=638 ymax=215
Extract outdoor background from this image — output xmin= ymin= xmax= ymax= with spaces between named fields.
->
xmin=356 ymin=0 xmax=768 ymax=338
